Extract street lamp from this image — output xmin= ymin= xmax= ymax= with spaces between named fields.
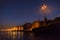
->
xmin=42 ymin=4 xmax=47 ymax=13
xmin=41 ymin=4 xmax=47 ymax=26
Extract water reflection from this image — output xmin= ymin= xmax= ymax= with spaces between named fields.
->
xmin=8 ymin=31 xmax=24 ymax=40
xmin=24 ymin=32 xmax=34 ymax=40
xmin=20 ymin=32 xmax=24 ymax=39
xmin=0 ymin=31 xmax=60 ymax=40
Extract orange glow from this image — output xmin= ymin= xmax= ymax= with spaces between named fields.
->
xmin=29 ymin=28 xmax=32 ymax=31
xmin=42 ymin=5 xmax=47 ymax=11
xmin=1 ymin=27 xmax=18 ymax=31
xmin=8 ymin=27 xmax=18 ymax=31
xmin=32 ymin=22 xmax=40 ymax=29
xmin=35 ymin=23 xmax=39 ymax=28
xmin=1 ymin=26 xmax=23 ymax=31
xmin=20 ymin=26 xmax=23 ymax=30
xmin=13 ymin=32 xmax=16 ymax=35
xmin=6 ymin=27 xmax=18 ymax=31
xmin=12 ymin=27 xmax=17 ymax=30
xmin=13 ymin=32 xmax=17 ymax=38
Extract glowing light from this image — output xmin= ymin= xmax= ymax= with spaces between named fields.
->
xmin=13 ymin=27 xmax=16 ymax=30
xmin=1 ymin=26 xmax=23 ymax=31
xmin=32 ymin=22 xmax=40 ymax=28
xmin=29 ymin=28 xmax=32 ymax=31
xmin=42 ymin=4 xmax=47 ymax=12
xmin=7 ymin=27 xmax=18 ymax=31
xmin=20 ymin=26 xmax=23 ymax=30
xmin=13 ymin=32 xmax=17 ymax=38
xmin=11 ymin=27 xmax=18 ymax=30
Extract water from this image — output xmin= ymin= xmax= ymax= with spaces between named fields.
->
xmin=0 ymin=31 xmax=60 ymax=40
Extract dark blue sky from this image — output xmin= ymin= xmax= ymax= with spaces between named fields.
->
xmin=0 ymin=0 xmax=60 ymax=28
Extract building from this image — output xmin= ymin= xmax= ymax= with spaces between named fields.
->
xmin=23 ymin=22 xmax=32 ymax=31
xmin=32 ymin=20 xmax=40 ymax=29
xmin=17 ymin=25 xmax=24 ymax=31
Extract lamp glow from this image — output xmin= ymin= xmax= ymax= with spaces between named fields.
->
xmin=42 ymin=5 xmax=47 ymax=13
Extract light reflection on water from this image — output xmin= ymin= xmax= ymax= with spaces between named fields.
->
xmin=0 ymin=31 xmax=24 ymax=40
xmin=8 ymin=31 xmax=24 ymax=40
xmin=0 ymin=31 xmax=60 ymax=40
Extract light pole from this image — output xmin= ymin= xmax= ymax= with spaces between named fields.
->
xmin=41 ymin=4 xmax=47 ymax=26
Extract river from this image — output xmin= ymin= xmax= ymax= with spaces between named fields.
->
xmin=0 ymin=31 xmax=60 ymax=40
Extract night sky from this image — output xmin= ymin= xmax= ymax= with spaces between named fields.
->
xmin=0 ymin=0 xmax=60 ymax=28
